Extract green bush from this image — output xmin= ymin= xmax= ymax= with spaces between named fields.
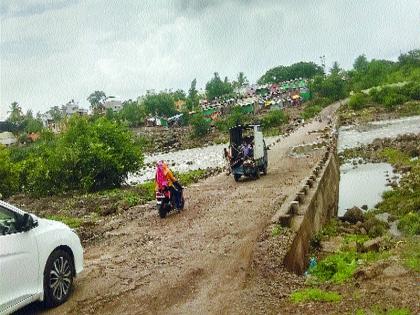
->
xmin=398 ymin=212 xmax=420 ymax=235
xmin=290 ymin=288 xmax=341 ymax=303
xmin=310 ymin=251 xmax=357 ymax=283
xmin=301 ymin=97 xmax=331 ymax=119
xmin=0 ymin=145 xmax=19 ymax=198
xmin=16 ymin=116 xmax=143 ymax=196
xmin=260 ymin=110 xmax=288 ymax=129
xmin=191 ymin=112 xmax=210 ymax=138
xmin=349 ymin=93 xmax=369 ymax=110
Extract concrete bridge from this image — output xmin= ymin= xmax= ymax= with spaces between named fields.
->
xmin=34 ymin=103 xmax=341 ymax=315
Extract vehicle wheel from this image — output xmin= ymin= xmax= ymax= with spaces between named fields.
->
xmin=255 ymin=168 xmax=260 ymax=179
xmin=179 ymin=196 xmax=185 ymax=210
xmin=234 ymin=174 xmax=241 ymax=182
xmin=159 ymin=204 xmax=167 ymax=218
xmin=43 ymin=249 xmax=74 ymax=308
xmin=263 ymin=164 xmax=268 ymax=175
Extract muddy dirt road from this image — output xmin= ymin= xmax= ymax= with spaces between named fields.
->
xmin=24 ymin=104 xmax=339 ymax=315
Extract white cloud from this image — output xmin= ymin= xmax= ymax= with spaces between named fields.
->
xmin=1 ymin=0 xmax=419 ymax=118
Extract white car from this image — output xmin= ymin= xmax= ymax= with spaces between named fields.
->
xmin=0 ymin=200 xmax=83 ymax=315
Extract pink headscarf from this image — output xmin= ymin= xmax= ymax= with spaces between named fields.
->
xmin=155 ymin=161 xmax=168 ymax=189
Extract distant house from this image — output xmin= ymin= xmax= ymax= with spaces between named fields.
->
xmin=0 ymin=132 xmax=17 ymax=146
xmin=62 ymin=100 xmax=88 ymax=116
xmin=103 ymin=99 xmax=123 ymax=112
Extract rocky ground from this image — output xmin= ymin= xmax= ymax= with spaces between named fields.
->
xmin=16 ymin=103 xmax=339 ymax=315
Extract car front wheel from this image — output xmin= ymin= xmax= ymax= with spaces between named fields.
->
xmin=43 ymin=249 xmax=74 ymax=307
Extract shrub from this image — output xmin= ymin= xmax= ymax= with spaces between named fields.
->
xmin=191 ymin=112 xmax=210 ymax=138
xmin=398 ymin=212 xmax=420 ymax=235
xmin=0 ymin=145 xmax=19 ymax=198
xmin=301 ymin=97 xmax=331 ymax=119
xmin=349 ymin=93 xmax=369 ymax=110
xmin=310 ymin=251 xmax=357 ymax=283
xmin=260 ymin=110 xmax=288 ymax=129
xmin=290 ymin=288 xmax=341 ymax=303
xmin=18 ymin=116 xmax=143 ymax=196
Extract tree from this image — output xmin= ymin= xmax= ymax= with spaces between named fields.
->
xmin=311 ymin=73 xmax=347 ymax=101
xmin=143 ymin=92 xmax=176 ymax=117
xmin=398 ymin=49 xmax=420 ymax=67
xmin=7 ymin=102 xmax=24 ymax=125
xmin=353 ymin=54 xmax=369 ymax=72
xmin=258 ymin=62 xmax=324 ymax=84
xmin=18 ymin=116 xmax=143 ymax=196
xmin=186 ymin=78 xmax=199 ymax=111
xmin=172 ymin=89 xmax=186 ymax=101
xmin=236 ymin=72 xmax=248 ymax=87
xmin=47 ymin=106 xmax=63 ymax=122
xmin=119 ymin=100 xmax=146 ymax=127
xmin=190 ymin=112 xmax=210 ymax=138
xmin=87 ymin=91 xmax=107 ymax=111
xmin=205 ymin=72 xmax=233 ymax=100
xmin=330 ymin=61 xmax=342 ymax=76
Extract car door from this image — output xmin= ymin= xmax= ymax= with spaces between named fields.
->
xmin=0 ymin=206 xmax=39 ymax=312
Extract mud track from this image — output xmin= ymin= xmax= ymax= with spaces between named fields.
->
xmin=34 ymin=104 xmax=339 ymax=315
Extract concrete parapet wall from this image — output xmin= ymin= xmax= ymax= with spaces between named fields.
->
xmin=271 ymin=138 xmax=340 ymax=274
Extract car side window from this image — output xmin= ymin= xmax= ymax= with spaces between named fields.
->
xmin=0 ymin=206 xmax=20 ymax=235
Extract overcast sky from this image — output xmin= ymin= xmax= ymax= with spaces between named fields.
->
xmin=1 ymin=0 xmax=419 ymax=119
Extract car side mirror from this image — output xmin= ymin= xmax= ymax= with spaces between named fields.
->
xmin=19 ymin=213 xmax=36 ymax=232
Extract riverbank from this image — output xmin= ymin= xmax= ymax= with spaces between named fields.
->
xmin=283 ymin=108 xmax=420 ymax=313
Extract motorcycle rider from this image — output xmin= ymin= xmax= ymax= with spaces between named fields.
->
xmin=155 ymin=161 xmax=182 ymax=209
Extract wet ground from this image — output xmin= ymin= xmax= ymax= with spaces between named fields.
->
xmin=17 ymin=104 xmax=339 ymax=315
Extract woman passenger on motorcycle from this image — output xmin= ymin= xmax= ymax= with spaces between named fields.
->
xmin=155 ymin=161 xmax=182 ymax=209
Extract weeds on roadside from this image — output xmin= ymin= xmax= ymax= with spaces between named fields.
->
xmin=290 ymin=288 xmax=341 ymax=303
xmin=271 ymin=224 xmax=282 ymax=237
xmin=46 ymin=214 xmax=84 ymax=228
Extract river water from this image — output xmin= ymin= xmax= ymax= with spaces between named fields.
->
xmin=126 ymin=136 xmax=281 ymax=185
xmin=337 ymin=115 xmax=420 ymax=216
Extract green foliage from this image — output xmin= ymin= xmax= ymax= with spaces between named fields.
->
xmin=301 ymin=97 xmax=331 ymax=119
xmin=260 ymin=110 xmax=288 ymax=129
xmin=376 ymin=149 xmax=419 ymax=218
xmin=190 ymin=112 xmax=211 ymax=138
xmin=143 ymin=92 xmax=177 ymax=116
xmin=401 ymin=238 xmax=420 ymax=272
xmin=349 ymin=93 xmax=369 ymax=110
xmin=176 ymin=169 xmax=207 ymax=186
xmin=311 ymin=73 xmax=347 ymax=101
xmin=258 ymin=61 xmax=324 ymax=84
xmin=311 ymin=219 xmax=339 ymax=249
xmin=310 ymin=251 xmax=357 ymax=283
xmin=14 ymin=116 xmax=143 ymax=196
xmin=87 ymin=90 xmax=106 ymax=111
xmin=205 ymin=72 xmax=234 ymax=100
xmin=0 ymin=145 xmax=19 ymax=198
xmin=119 ymin=100 xmax=146 ymax=127
xmin=398 ymin=212 xmax=420 ymax=236
xmin=271 ymin=224 xmax=282 ymax=237
xmin=290 ymin=288 xmax=341 ymax=303
xmin=46 ymin=214 xmax=83 ymax=228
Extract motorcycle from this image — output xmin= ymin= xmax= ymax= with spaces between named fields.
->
xmin=155 ymin=184 xmax=185 ymax=218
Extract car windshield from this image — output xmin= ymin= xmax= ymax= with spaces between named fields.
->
xmin=0 ymin=205 xmax=19 ymax=235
